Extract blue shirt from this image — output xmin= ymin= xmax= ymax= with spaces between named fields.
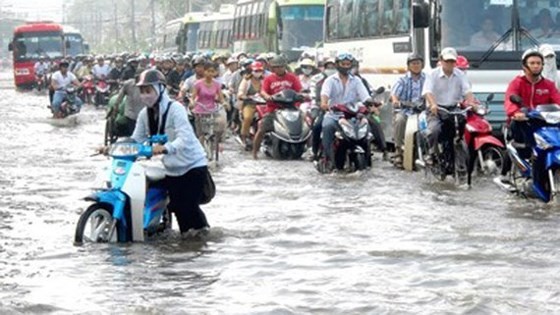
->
xmin=320 ymin=73 xmax=370 ymax=106
xmin=391 ymin=71 xmax=426 ymax=102
xmin=132 ymin=91 xmax=207 ymax=176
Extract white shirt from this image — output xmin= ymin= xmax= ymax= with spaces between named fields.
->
xmin=34 ymin=62 xmax=48 ymax=75
xmin=51 ymin=71 xmax=77 ymax=89
xmin=92 ymin=64 xmax=111 ymax=79
xmin=422 ymin=67 xmax=471 ymax=105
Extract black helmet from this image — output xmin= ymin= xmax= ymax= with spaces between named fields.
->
xmin=522 ymin=48 xmax=544 ymax=65
xmin=407 ymin=53 xmax=424 ymax=64
xmin=136 ymin=69 xmax=166 ymax=86
xmin=191 ymin=56 xmax=206 ymax=68
xmin=59 ymin=59 xmax=70 ymax=68
xmin=269 ymin=56 xmax=287 ymax=67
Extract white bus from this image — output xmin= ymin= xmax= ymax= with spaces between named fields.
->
xmin=323 ymin=0 xmax=557 ymax=140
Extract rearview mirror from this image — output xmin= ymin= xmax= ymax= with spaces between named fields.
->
xmin=486 ymin=93 xmax=495 ymax=102
xmin=413 ymin=1 xmax=430 ymax=28
xmin=8 ymin=42 xmax=13 ymax=51
xmin=375 ymin=86 xmax=385 ymax=94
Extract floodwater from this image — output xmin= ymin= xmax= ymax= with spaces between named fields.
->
xmin=0 ymin=72 xmax=559 ymax=314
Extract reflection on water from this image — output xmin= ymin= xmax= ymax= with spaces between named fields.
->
xmin=0 ymin=83 xmax=559 ymax=314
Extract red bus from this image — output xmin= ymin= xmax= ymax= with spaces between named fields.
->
xmin=8 ymin=22 xmax=65 ymax=89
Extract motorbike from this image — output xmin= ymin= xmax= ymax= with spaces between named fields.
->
xmin=48 ymin=86 xmax=81 ymax=119
xmin=74 ymin=135 xmax=172 ymax=243
xmin=415 ymin=104 xmax=470 ymax=184
xmin=494 ymin=95 xmax=560 ymax=203
xmin=94 ymin=79 xmax=111 ymax=106
xmin=81 ymin=75 xmax=95 ymax=104
xmin=316 ymin=102 xmax=372 ymax=173
xmin=464 ymin=94 xmax=505 ymax=184
xmin=255 ymin=89 xmax=312 ymax=160
xmin=236 ymin=94 xmax=267 ymax=150
xmin=35 ymin=73 xmax=48 ymax=92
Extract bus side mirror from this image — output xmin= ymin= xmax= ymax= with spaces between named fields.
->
xmin=413 ymin=1 xmax=430 ymax=28
xmin=65 ymin=41 xmax=71 ymax=49
xmin=84 ymin=43 xmax=90 ymax=53
xmin=175 ymin=35 xmax=180 ymax=45
xmin=8 ymin=42 xmax=13 ymax=52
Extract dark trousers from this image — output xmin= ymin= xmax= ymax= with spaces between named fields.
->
xmin=164 ymin=166 xmax=209 ymax=233
xmin=311 ymin=110 xmax=323 ymax=159
xmin=501 ymin=120 xmax=534 ymax=176
xmin=368 ymin=116 xmax=387 ymax=152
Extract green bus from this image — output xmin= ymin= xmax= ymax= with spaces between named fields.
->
xmin=232 ymin=0 xmax=324 ymax=60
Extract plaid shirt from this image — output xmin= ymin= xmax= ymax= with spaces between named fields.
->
xmin=391 ymin=71 xmax=426 ymax=102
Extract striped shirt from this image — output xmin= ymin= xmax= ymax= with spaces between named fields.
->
xmin=391 ymin=71 xmax=426 ymax=102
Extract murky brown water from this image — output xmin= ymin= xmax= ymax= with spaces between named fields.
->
xmin=0 ymin=75 xmax=559 ymax=314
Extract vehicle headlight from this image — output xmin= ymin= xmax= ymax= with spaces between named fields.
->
xmin=110 ymin=143 xmax=140 ymax=157
xmin=534 ymin=133 xmax=551 ymax=150
xmin=542 ymin=112 xmax=560 ymax=124
xmin=357 ymin=122 xmax=368 ymax=139
xmin=340 ymin=121 xmax=355 ymax=138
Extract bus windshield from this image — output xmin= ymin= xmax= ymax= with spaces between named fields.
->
xmin=13 ymin=32 xmax=63 ymax=61
xmin=440 ymin=0 xmax=560 ymax=52
xmin=279 ymin=5 xmax=324 ymax=52
xmin=65 ymin=34 xmax=84 ymax=56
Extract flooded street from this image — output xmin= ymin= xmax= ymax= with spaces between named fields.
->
xmin=0 ymin=73 xmax=559 ymax=314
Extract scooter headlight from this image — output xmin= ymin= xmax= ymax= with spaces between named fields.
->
xmin=340 ymin=121 xmax=356 ymax=139
xmin=534 ymin=133 xmax=552 ymax=150
xmin=357 ymin=122 xmax=368 ymax=139
xmin=110 ymin=143 xmax=140 ymax=157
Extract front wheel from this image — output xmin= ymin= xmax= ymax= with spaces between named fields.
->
xmin=477 ymin=145 xmax=505 ymax=176
xmin=353 ymin=153 xmax=367 ymax=171
xmin=75 ymin=204 xmax=117 ymax=244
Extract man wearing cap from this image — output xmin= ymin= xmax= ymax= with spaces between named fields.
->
xmin=50 ymin=60 xmax=83 ymax=118
xmin=422 ymin=47 xmax=474 ymax=163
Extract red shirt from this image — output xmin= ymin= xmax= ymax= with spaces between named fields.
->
xmin=262 ymin=72 xmax=302 ymax=112
xmin=504 ymin=75 xmax=560 ymax=121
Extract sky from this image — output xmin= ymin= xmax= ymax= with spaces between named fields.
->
xmin=3 ymin=0 xmax=66 ymax=22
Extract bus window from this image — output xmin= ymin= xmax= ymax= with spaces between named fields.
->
xmin=339 ymin=0 xmax=353 ymax=38
xmin=364 ymin=0 xmax=380 ymax=37
xmin=326 ymin=4 xmax=338 ymax=40
xmin=395 ymin=0 xmax=410 ymax=34
xmin=381 ymin=0 xmax=395 ymax=35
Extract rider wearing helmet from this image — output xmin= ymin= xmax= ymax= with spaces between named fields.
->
xmin=390 ymin=53 xmax=426 ymax=168
xmin=499 ymin=48 xmax=560 ymax=183
xmin=252 ymin=56 xmax=303 ymax=159
xmin=131 ymin=69 xmax=211 ymax=237
xmin=298 ymin=58 xmax=316 ymax=91
xmin=107 ymin=56 xmax=125 ymax=91
xmin=319 ymin=52 xmax=371 ymax=170
xmin=422 ymin=47 xmax=474 ymax=165
xmin=50 ymin=59 xmax=83 ymax=118
xmin=237 ymin=61 xmax=266 ymax=149
xmin=178 ymin=56 xmax=207 ymax=100
xmin=309 ymin=57 xmax=337 ymax=161
xmin=121 ymin=57 xmax=140 ymax=81
xmin=456 ymin=55 xmax=470 ymax=72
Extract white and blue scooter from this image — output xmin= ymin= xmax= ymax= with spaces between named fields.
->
xmin=74 ymin=135 xmax=171 ymax=244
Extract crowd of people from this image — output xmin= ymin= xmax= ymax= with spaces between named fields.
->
xmin=32 ymin=40 xmax=560 ymax=235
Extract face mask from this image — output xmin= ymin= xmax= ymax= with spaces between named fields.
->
xmin=324 ymin=69 xmax=337 ymax=76
xmin=337 ymin=66 xmax=352 ymax=76
xmin=302 ymin=68 xmax=313 ymax=76
xmin=252 ymin=71 xmax=263 ymax=78
xmin=141 ymin=90 xmax=159 ymax=108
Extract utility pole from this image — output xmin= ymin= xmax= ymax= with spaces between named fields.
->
xmin=130 ymin=0 xmax=136 ymax=51
xmin=150 ymin=0 xmax=156 ymax=49
xmin=113 ymin=0 xmax=119 ymax=51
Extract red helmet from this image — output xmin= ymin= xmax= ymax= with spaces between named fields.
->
xmin=456 ymin=55 xmax=469 ymax=70
xmin=251 ymin=61 xmax=265 ymax=71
